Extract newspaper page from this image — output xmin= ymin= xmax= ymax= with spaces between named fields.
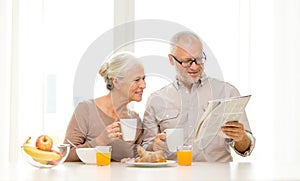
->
xmin=195 ymin=95 xmax=251 ymax=141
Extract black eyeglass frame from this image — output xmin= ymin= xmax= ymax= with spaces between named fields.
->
xmin=170 ymin=52 xmax=206 ymax=67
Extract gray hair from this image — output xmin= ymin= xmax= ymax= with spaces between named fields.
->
xmin=99 ymin=52 xmax=141 ymax=90
xmin=170 ymin=31 xmax=202 ymax=55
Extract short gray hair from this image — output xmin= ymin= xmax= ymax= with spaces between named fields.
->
xmin=99 ymin=52 xmax=141 ymax=90
xmin=170 ymin=31 xmax=202 ymax=55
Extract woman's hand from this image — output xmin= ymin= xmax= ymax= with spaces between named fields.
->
xmin=96 ymin=119 xmax=121 ymax=145
xmin=106 ymin=121 xmax=122 ymax=140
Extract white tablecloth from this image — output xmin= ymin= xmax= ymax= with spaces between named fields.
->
xmin=2 ymin=161 xmax=300 ymax=181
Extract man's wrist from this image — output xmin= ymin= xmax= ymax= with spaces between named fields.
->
xmin=229 ymin=131 xmax=255 ymax=157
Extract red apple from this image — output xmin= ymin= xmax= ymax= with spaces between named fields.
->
xmin=35 ymin=135 xmax=53 ymax=151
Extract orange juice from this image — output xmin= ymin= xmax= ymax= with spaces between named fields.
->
xmin=96 ymin=152 xmax=111 ymax=166
xmin=177 ymin=150 xmax=192 ymax=166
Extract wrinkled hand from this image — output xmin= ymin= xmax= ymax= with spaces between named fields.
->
xmin=107 ymin=121 xmax=121 ymax=138
xmin=100 ymin=119 xmax=121 ymax=144
xmin=153 ymin=132 xmax=167 ymax=152
xmin=221 ymin=121 xmax=246 ymax=142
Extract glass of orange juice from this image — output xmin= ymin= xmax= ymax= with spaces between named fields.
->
xmin=177 ymin=145 xmax=192 ymax=166
xmin=95 ymin=146 xmax=112 ymax=166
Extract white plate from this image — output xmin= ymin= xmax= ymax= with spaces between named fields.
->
xmin=125 ymin=160 xmax=176 ymax=167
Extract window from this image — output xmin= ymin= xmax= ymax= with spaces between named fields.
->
xmin=14 ymin=0 xmax=113 ymax=161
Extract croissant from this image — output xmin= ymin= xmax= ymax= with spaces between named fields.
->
xmin=135 ymin=145 xmax=167 ymax=163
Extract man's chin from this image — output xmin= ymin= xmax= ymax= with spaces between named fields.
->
xmin=189 ymin=76 xmax=200 ymax=83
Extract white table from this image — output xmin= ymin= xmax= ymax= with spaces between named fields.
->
xmin=2 ymin=161 xmax=300 ymax=181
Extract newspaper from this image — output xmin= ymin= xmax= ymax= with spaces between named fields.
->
xmin=194 ymin=95 xmax=251 ymax=141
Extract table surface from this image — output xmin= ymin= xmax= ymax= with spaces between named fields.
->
xmin=2 ymin=161 xmax=300 ymax=181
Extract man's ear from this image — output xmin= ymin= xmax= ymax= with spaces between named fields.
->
xmin=168 ymin=54 xmax=175 ymax=66
xmin=112 ymin=77 xmax=120 ymax=89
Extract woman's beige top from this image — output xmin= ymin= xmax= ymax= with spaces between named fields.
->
xmin=64 ymin=99 xmax=143 ymax=162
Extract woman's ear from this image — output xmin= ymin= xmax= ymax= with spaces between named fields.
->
xmin=168 ymin=54 xmax=175 ymax=66
xmin=112 ymin=77 xmax=120 ymax=89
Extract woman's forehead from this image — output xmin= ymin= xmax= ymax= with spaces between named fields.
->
xmin=126 ymin=64 xmax=144 ymax=77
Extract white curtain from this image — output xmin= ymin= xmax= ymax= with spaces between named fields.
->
xmin=0 ymin=0 xmax=12 ymax=163
xmin=0 ymin=0 xmax=21 ymax=163
xmin=0 ymin=0 xmax=45 ymax=162
xmin=237 ymin=0 xmax=300 ymax=163
xmin=272 ymin=0 xmax=300 ymax=163
xmin=0 ymin=0 xmax=113 ymax=162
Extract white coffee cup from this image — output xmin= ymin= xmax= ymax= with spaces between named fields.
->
xmin=119 ymin=118 xmax=137 ymax=141
xmin=165 ymin=128 xmax=184 ymax=152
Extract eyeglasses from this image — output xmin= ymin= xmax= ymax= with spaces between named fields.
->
xmin=170 ymin=52 xmax=206 ymax=67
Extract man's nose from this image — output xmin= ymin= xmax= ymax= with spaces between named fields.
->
xmin=189 ymin=61 xmax=200 ymax=69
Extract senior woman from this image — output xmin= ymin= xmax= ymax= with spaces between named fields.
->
xmin=64 ymin=52 xmax=146 ymax=162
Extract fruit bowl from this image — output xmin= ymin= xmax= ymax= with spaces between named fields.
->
xmin=21 ymin=138 xmax=70 ymax=168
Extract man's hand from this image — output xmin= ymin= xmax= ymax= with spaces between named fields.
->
xmin=221 ymin=121 xmax=245 ymax=142
xmin=221 ymin=121 xmax=250 ymax=153
xmin=153 ymin=132 xmax=167 ymax=152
